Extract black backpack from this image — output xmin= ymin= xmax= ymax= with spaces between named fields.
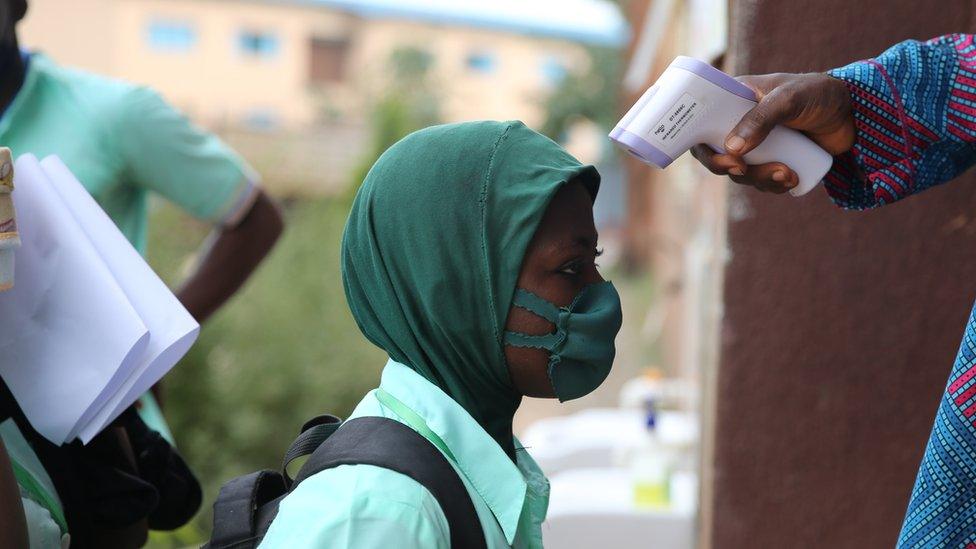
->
xmin=205 ymin=415 xmax=487 ymax=549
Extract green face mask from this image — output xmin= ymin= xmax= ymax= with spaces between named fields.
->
xmin=504 ymin=281 xmax=623 ymax=402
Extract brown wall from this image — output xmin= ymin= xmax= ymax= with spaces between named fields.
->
xmin=713 ymin=2 xmax=976 ymax=547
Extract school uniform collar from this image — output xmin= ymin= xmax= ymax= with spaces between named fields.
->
xmin=378 ymin=358 xmax=540 ymax=545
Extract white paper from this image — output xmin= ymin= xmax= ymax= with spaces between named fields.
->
xmin=40 ymin=157 xmax=199 ymax=442
xmin=0 ymin=154 xmax=199 ymax=444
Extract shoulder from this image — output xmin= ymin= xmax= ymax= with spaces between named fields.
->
xmin=31 ymin=54 xmax=164 ymax=127
xmin=261 ymin=464 xmax=449 ymax=549
xmin=33 ymin=55 xmax=136 ymax=106
xmin=286 ymin=463 xmax=442 ymax=514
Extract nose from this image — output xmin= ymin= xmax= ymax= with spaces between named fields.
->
xmin=585 ymin=264 xmax=605 ymax=285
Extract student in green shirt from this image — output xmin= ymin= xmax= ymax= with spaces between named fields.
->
xmin=0 ymin=0 xmax=283 ymax=547
xmin=261 ymin=121 xmax=622 ymax=548
xmin=0 ymin=1 xmax=282 ymax=318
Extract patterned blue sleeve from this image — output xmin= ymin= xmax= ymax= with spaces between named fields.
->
xmin=824 ymin=34 xmax=976 ymax=209
xmin=830 ymin=34 xmax=976 ymax=549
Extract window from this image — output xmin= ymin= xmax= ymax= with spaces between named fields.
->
xmin=146 ymin=20 xmax=196 ymax=52
xmin=238 ymin=30 xmax=279 ymax=58
xmin=309 ymin=37 xmax=350 ymax=83
xmin=465 ymin=51 xmax=496 ymax=74
xmin=541 ymin=56 xmax=568 ymax=86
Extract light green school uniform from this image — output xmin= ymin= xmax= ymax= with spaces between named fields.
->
xmin=260 ymin=359 xmax=551 ymax=548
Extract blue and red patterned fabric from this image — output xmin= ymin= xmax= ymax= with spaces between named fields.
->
xmin=827 ymin=34 xmax=976 ymax=547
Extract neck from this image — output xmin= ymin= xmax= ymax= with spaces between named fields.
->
xmin=0 ymin=39 xmax=24 ymax=115
xmin=482 ymin=395 xmax=521 ymax=462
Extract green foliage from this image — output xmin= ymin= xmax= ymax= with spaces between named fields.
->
xmin=539 ymin=46 xmax=623 ymax=141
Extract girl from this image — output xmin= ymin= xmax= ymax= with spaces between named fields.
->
xmin=261 ymin=120 xmax=622 ymax=548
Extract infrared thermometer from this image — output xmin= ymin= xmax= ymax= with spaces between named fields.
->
xmin=609 ymin=56 xmax=832 ymax=196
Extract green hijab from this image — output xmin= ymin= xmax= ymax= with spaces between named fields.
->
xmin=341 ymin=121 xmax=600 ymax=456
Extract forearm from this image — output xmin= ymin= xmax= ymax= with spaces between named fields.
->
xmin=825 ymin=34 xmax=976 ymax=209
xmin=0 ymin=440 xmax=28 ymax=549
xmin=177 ymin=190 xmax=283 ymax=323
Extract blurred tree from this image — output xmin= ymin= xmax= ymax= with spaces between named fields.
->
xmin=345 ymin=46 xmax=441 ymax=201
xmin=539 ymin=45 xmax=623 ymax=142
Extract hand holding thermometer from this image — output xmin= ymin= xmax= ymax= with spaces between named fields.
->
xmin=609 ymin=56 xmax=833 ymax=197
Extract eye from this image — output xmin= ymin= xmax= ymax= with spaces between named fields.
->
xmin=558 ymin=259 xmax=583 ymax=276
xmin=558 ymin=248 xmax=604 ymax=276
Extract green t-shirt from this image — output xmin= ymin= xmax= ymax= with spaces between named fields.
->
xmin=0 ymin=52 xmax=257 ymax=253
xmin=0 ymin=53 xmax=257 ymax=538
xmin=0 ymin=52 xmax=259 ymax=437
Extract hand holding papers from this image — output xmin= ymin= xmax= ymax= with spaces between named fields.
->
xmin=0 ymin=154 xmax=199 ymax=445
xmin=0 ymin=148 xmax=19 ymax=292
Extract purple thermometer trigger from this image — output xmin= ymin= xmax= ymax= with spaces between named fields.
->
xmin=671 ymin=56 xmax=757 ymax=102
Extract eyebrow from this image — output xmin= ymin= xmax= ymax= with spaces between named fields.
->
xmin=561 ymin=234 xmax=598 ymax=250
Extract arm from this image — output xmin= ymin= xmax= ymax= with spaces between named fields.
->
xmin=176 ymin=189 xmax=282 ymax=323
xmin=115 ymin=86 xmax=284 ymax=323
xmin=0 ymin=440 xmax=29 ymax=549
xmin=691 ymin=34 xmax=976 ymax=207
xmin=825 ymin=34 xmax=976 ymax=208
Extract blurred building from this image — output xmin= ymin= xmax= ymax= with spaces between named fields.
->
xmin=20 ymin=0 xmax=624 ymax=130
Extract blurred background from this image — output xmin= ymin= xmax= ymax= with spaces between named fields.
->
xmin=20 ymin=1 xmax=976 ymax=548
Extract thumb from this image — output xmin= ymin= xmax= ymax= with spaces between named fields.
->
xmin=724 ymin=85 xmax=798 ymax=156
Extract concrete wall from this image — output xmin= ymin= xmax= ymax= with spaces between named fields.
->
xmin=711 ymin=2 xmax=976 ymax=547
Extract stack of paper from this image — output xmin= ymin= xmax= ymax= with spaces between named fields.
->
xmin=0 ymin=154 xmax=199 ymax=445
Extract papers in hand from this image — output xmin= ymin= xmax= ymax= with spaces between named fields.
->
xmin=0 ymin=154 xmax=199 ymax=445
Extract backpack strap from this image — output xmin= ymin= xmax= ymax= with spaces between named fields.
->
xmin=291 ymin=416 xmax=487 ymax=549
xmin=206 ymin=416 xmax=340 ymax=549
xmin=280 ymin=414 xmax=342 ymax=485
xmin=208 ymin=470 xmax=286 ymax=549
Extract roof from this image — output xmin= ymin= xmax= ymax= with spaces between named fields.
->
xmin=283 ymin=0 xmax=628 ymax=46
